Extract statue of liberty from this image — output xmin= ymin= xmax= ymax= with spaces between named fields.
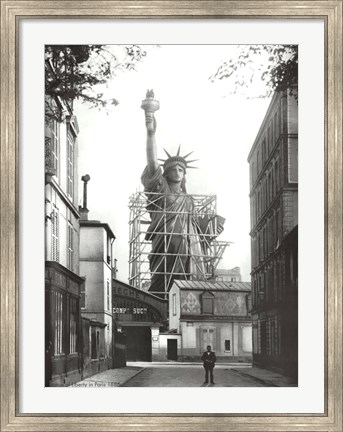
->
xmin=141 ymin=90 xmax=225 ymax=296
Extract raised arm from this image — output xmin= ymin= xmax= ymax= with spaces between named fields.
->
xmin=141 ymin=90 xmax=160 ymax=176
xmin=145 ymin=114 xmax=159 ymax=175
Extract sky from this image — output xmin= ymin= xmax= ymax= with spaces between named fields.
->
xmin=75 ymin=45 xmax=272 ymax=282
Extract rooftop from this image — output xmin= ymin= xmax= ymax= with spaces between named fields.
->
xmin=80 ymin=219 xmax=116 ymax=240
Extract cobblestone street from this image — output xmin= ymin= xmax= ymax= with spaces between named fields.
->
xmin=73 ymin=363 xmax=297 ymax=388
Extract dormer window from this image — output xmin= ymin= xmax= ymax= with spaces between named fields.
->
xmin=201 ymin=291 xmax=214 ymax=315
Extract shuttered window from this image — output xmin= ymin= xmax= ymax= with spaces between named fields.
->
xmin=67 ymin=131 xmax=74 ymax=199
xmin=51 ymin=205 xmax=59 ymax=262
xmin=106 ymin=280 xmax=110 ymax=311
xmin=67 ymin=223 xmax=73 ymax=271
xmin=51 ymin=120 xmax=59 ymax=175
xmin=45 ymin=118 xmax=60 ymax=177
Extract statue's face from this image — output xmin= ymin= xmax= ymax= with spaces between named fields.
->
xmin=165 ymin=165 xmax=185 ymax=183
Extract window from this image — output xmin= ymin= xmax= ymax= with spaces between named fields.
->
xmin=268 ymin=218 xmax=273 ymax=255
xmin=51 ymin=120 xmax=59 ymax=171
xmin=250 ymin=162 xmax=255 ymax=187
xmin=91 ymin=327 xmax=100 ymax=359
xmin=258 ymin=232 xmax=263 ymax=262
xmin=202 ymin=327 xmax=216 ymax=351
xmin=262 ymin=178 xmax=267 ymax=213
xmin=274 ymin=111 xmax=279 ymax=142
xmin=67 ymin=131 xmax=74 ymax=199
xmin=201 ymin=292 xmax=214 ymax=315
xmin=257 ymin=150 xmax=260 ymax=175
xmin=53 ymin=290 xmax=63 ymax=355
xmin=224 ymin=340 xmax=231 ymax=351
xmin=107 ymin=236 xmax=112 ymax=265
xmin=275 ymin=159 xmax=279 ymax=192
xmin=288 ymin=139 xmax=298 ymax=183
xmin=275 ymin=211 xmax=279 ymax=248
xmin=106 ymin=280 xmax=110 ymax=311
xmin=263 ymin=226 xmax=267 ymax=259
xmin=69 ymin=297 xmax=77 ymax=354
xmin=51 ymin=205 xmax=59 ymax=262
xmin=45 ymin=119 xmax=60 ymax=177
xmin=172 ymin=293 xmax=176 ymax=316
xmin=262 ymin=139 xmax=266 ymax=164
xmin=67 ymin=222 xmax=73 ymax=271
xmin=268 ymin=125 xmax=272 ymax=152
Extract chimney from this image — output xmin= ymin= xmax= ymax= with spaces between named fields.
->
xmin=79 ymin=174 xmax=90 ymax=221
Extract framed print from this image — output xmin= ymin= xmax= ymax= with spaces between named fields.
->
xmin=1 ymin=1 xmax=342 ymax=431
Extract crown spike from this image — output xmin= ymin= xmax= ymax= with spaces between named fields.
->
xmin=183 ymin=151 xmax=194 ymax=160
xmin=163 ymin=148 xmax=172 ymax=158
xmin=161 ymin=148 xmax=198 ymax=171
xmin=186 ymin=159 xmax=199 ymax=164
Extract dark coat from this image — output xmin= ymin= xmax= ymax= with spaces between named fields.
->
xmin=201 ymin=351 xmax=216 ymax=369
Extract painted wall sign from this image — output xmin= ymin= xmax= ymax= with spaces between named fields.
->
xmin=113 ymin=307 xmax=148 ymax=314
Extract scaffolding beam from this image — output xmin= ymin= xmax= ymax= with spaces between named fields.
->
xmin=128 ymin=191 xmax=230 ymax=299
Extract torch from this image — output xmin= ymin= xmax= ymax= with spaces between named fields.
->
xmin=141 ymin=90 xmax=160 ymax=133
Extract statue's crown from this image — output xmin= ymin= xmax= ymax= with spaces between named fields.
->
xmin=158 ymin=146 xmax=198 ymax=172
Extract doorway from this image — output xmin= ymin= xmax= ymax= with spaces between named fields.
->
xmin=125 ymin=327 xmax=152 ymax=361
xmin=201 ymin=327 xmax=216 ymax=352
xmin=167 ymin=339 xmax=178 ymax=360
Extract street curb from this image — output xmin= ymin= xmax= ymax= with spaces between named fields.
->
xmin=118 ymin=368 xmax=146 ymax=387
xmin=232 ymin=369 xmax=278 ymax=387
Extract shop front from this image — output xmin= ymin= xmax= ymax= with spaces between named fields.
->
xmin=112 ymin=279 xmax=167 ymax=362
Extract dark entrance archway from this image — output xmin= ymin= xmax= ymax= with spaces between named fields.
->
xmin=125 ymin=327 xmax=152 ymax=362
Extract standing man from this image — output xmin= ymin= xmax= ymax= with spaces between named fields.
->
xmin=201 ymin=345 xmax=217 ymax=385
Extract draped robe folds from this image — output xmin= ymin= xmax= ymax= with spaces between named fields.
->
xmin=141 ymin=166 xmax=206 ymax=294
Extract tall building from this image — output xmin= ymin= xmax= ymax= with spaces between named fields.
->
xmin=45 ymin=68 xmax=84 ymax=386
xmin=79 ymin=176 xmax=116 ymax=376
xmin=248 ymin=88 xmax=298 ymax=379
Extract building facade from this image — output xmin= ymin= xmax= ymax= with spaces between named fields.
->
xmin=214 ymin=267 xmax=242 ymax=282
xmin=79 ymin=216 xmax=116 ymax=376
xmin=248 ymin=89 xmax=298 ymax=378
xmin=45 ymin=89 xmax=83 ymax=386
xmin=169 ymin=280 xmax=252 ymax=362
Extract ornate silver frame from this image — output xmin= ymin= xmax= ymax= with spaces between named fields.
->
xmin=1 ymin=1 xmax=342 ymax=431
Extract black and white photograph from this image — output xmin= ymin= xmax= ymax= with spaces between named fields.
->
xmin=3 ymin=0 xmax=342 ymax=427
xmin=44 ymin=43 xmax=298 ymax=389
